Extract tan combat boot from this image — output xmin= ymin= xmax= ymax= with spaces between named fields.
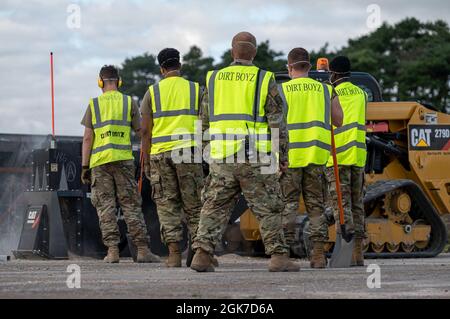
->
xmin=310 ymin=241 xmax=326 ymax=269
xmin=104 ymin=246 xmax=120 ymax=263
xmin=167 ymin=242 xmax=182 ymax=267
xmin=190 ymin=248 xmax=215 ymax=272
xmin=136 ymin=245 xmax=161 ymax=263
xmin=268 ymin=254 xmax=300 ymax=272
xmin=351 ymin=238 xmax=364 ymax=267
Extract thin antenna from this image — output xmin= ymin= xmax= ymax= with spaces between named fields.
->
xmin=50 ymin=52 xmax=55 ymax=137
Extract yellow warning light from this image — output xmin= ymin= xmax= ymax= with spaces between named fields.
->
xmin=317 ymin=58 xmax=329 ymax=71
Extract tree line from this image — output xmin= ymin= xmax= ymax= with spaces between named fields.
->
xmin=120 ymin=18 xmax=450 ymax=112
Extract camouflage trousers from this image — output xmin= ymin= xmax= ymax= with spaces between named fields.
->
xmin=325 ymin=165 xmax=365 ymax=238
xmin=91 ymin=160 xmax=148 ymax=248
xmin=280 ymin=165 xmax=329 ymax=243
xmin=193 ymin=162 xmax=288 ymax=256
xmin=149 ymin=150 xmax=203 ymax=245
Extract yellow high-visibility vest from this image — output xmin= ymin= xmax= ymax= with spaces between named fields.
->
xmin=280 ymin=77 xmax=332 ymax=168
xmin=148 ymin=77 xmax=200 ymax=155
xmin=327 ymin=81 xmax=367 ymax=167
xmin=89 ymin=91 xmax=133 ymax=168
xmin=206 ymin=65 xmax=273 ymax=160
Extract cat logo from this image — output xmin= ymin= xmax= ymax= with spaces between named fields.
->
xmin=415 ymin=139 xmax=429 ymax=147
xmin=411 ymin=128 xmax=431 ymax=147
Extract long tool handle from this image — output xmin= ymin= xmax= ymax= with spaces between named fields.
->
xmin=331 ymin=126 xmax=345 ymax=226
xmin=138 ymin=142 xmax=144 ymax=193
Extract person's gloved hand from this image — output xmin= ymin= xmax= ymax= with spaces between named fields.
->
xmin=81 ymin=165 xmax=91 ymax=185
xmin=279 ymin=160 xmax=289 ymax=173
xmin=144 ymin=158 xmax=151 ymax=181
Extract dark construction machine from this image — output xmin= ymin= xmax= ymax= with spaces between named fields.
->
xmin=238 ymin=70 xmax=449 ymax=258
xmin=8 ymin=137 xmax=185 ymax=260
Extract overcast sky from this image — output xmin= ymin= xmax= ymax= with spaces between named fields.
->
xmin=0 ymin=0 xmax=449 ymax=136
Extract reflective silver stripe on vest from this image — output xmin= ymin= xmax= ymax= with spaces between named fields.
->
xmin=208 ymin=69 xmax=267 ymax=123
xmin=154 ymin=109 xmax=198 ymax=118
xmin=93 ymin=98 xmax=102 ymax=124
xmin=91 ymin=143 xmax=132 ymax=155
xmin=282 ymin=82 xmax=332 ymax=132
xmin=322 ymin=83 xmax=331 ymax=124
xmin=208 ymin=70 xmax=218 ymax=119
xmin=122 ymin=95 xmax=128 ymax=122
xmin=289 ymin=140 xmax=331 ymax=151
xmin=92 ymin=95 xmax=131 ymax=129
xmin=152 ymin=134 xmax=196 ymax=144
xmin=278 ymin=84 xmax=288 ymax=116
xmin=287 ymin=121 xmax=331 ymax=130
xmin=334 ymin=122 xmax=366 ymax=134
xmin=254 ymin=70 xmax=266 ymax=121
xmin=189 ymin=81 xmax=196 ymax=113
xmin=153 ymin=81 xmax=197 ymax=119
xmin=210 ymin=114 xmax=267 ymax=122
xmin=93 ymin=119 xmax=132 ymax=128
xmin=153 ymin=83 xmax=162 ymax=113
xmin=210 ymin=133 xmax=271 ymax=141
xmin=335 ymin=141 xmax=366 ymax=153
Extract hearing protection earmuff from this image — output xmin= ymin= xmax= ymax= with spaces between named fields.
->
xmin=98 ymin=77 xmax=123 ymax=89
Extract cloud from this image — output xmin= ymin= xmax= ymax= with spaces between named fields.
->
xmin=0 ymin=0 xmax=449 ymax=135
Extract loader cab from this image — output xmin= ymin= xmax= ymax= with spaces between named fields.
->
xmin=275 ymin=71 xmax=383 ymax=102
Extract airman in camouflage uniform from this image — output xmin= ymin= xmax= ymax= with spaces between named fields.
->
xmin=325 ymin=55 xmax=368 ymax=266
xmin=146 ymin=151 xmax=204 ymax=265
xmin=91 ymin=160 xmax=149 ymax=248
xmin=81 ymin=65 xmax=160 ymax=264
xmin=141 ymin=48 xmax=204 ymax=267
xmin=325 ymin=166 xmax=365 ymax=239
xmin=280 ymin=165 xmax=329 ymax=246
xmin=191 ymin=32 xmax=299 ymax=273
xmin=278 ymin=48 xmax=343 ymax=268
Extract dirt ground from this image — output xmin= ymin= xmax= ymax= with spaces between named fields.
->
xmin=0 ymin=253 xmax=449 ymax=299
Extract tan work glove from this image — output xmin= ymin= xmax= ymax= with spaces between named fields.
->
xmin=81 ymin=165 xmax=91 ymax=185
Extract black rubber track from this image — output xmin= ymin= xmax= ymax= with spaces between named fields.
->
xmin=232 ymin=179 xmax=448 ymax=259
xmin=363 ymin=179 xmax=448 ymax=258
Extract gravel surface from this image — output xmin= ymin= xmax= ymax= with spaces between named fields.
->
xmin=1 ymin=253 xmax=449 ymax=299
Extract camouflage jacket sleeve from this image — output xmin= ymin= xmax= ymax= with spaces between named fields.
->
xmin=265 ymin=77 xmax=288 ymax=163
xmin=199 ymin=88 xmax=210 ymax=150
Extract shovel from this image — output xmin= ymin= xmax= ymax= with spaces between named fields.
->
xmin=329 ymin=126 xmax=354 ymax=268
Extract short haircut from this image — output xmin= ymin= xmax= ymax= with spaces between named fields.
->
xmin=287 ymin=48 xmax=311 ymax=71
xmin=99 ymin=65 xmax=119 ymax=80
xmin=329 ymin=56 xmax=351 ymax=74
xmin=157 ymin=48 xmax=181 ymax=70
xmin=231 ymin=32 xmax=257 ymax=60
